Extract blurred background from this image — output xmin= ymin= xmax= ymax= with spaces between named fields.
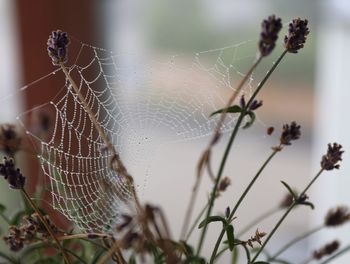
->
xmin=0 ymin=0 xmax=349 ymax=263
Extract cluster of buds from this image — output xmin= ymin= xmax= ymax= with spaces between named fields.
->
xmin=239 ymin=95 xmax=263 ymax=112
xmin=284 ymin=18 xmax=310 ymax=53
xmin=3 ymin=213 xmax=62 ymax=252
xmin=259 ymin=15 xmax=282 ymax=56
xmin=0 ymin=157 xmax=25 ymax=189
xmin=279 ymin=121 xmax=301 ymax=146
xmin=321 ymin=143 xmax=344 ymax=171
xmin=47 ymin=30 xmax=70 ymax=65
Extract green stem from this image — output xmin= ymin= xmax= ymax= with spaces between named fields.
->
xmin=269 ymin=225 xmax=324 ymax=260
xmin=197 ymin=50 xmax=288 ymax=258
xmin=319 ymin=244 xmax=350 ymax=264
xmin=185 ymin=203 xmax=209 ymax=241
xmin=196 ymin=112 xmax=245 ymax=255
xmin=251 ymin=168 xmax=324 ymax=263
xmin=210 ymin=149 xmax=279 ymax=263
xmin=209 ymin=207 xmax=280 ymax=261
xmin=194 ymin=55 xmax=263 ymax=254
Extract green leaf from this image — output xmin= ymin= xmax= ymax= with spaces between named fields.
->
xmin=280 ymin=181 xmax=297 ymax=200
xmin=226 ymin=224 xmax=235 ymax=251
xmin=210 ymin=105 xmax=242 ymax=117
xmin=243 ymin=111 xmax=256 ymax=129
xmin=198 ymin=216 xmax=227 ymax=228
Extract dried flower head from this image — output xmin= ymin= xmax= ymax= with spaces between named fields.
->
xmin=280 ymin=121 xmax=301 ymax=146
xmin=244 ymin=229 xmax=266 ymax=248
xmin=0 ymin=157 xmax=26 ymax=189
xmin=284 ymin=18 xmax=309 ymax=53
xmin=47 ymin=30 xmax=70 ymax=65
xmin=0 ymin=124 xmax=22 ymax=157
xmin=321 ymin=143 xmax=344 ymax=171
xmin=313 ymin=240 xmax=340 ymax=260
xmin=259 ymin=15 xmax=282 ymax=56
xmin=325 ymin=206 xmax=350 ymax=227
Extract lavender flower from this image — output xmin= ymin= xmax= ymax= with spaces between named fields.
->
xmin=280 ymin=121 xmax=301 ymax=146
xmin=0 ymin=157 xmax=26 ymax=189
xmin=321 ymin=143 xmax=344 ymax=171
xmin=47 ymin=30 xmax=70 ymax=65
xmin=259 ymin=15 xmax=282 ymax=57
xmin=284 ymin=18 xmax=309 ymax=53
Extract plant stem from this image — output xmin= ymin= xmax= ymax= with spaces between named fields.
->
xmin=21 ymin=188 xmax=71 ymax=264
xmin=269 ymin=225 xmax=324 ymax=260
xmin=215 ymin=206 xmax=281 ymax=261
xmin=209 ymin=149 xmax=280 ymax=263
xmin=196 ymin=112 xmax=245 ymax=255
xmin=251 ymin=168 xmax=324 ymax=263
xmin=182 ymin=56 xmax=263 ymax=240
xmin=185 ymin=203 xmax=209 ymax=241
xmin=60 ymin=64 xmax=141 ymax=210
xmin=319 ymin=244 xmax=350 ymax=264
xmin=196 ymin=50 xmax=288 ymax=257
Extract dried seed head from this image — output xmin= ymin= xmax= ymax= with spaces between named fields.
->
xmin=0 ymin=157 xmax=26 ymax=189
xmin=267 ymin=126 xmax=274 ymax=136
xmin=325 ymin=206 xmax=350 ymax=227
xmin=284 ymin=18 xmax=310 ymax=53
xmin=280 ymin=121 xmax=301 ymax=146
xmin=218 ymin=177 xmax=231 ymax=192
xmin=0 ymin=124 xmax=22 ymax=157
xmin=321 ymin=143 xmax=344 ymax=171
xmin=244 ymin=229 xmax=266 ymax=248
xmin=313 ymin=240 xmax=340 ymax=260
xmin=47 ymin=30 xmax=70 ymax=65
xmin=259 ymin=15 xmax=283 ymax=56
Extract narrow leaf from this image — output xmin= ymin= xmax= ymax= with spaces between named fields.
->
xmin=243 ymin=111 xmax=256 ymax=129
xmin=226 ymin=224 xmax=235 ymax=251
xmin=210 ymin=105 xmax=242 ymax=117
xmin=280 ymin=181 xmax=297 ymax=199
xmin=198 ymin=216 xmax=227 ymax=228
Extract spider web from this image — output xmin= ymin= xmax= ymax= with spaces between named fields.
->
xmin=16 ymin=39 xmax=256 ymax=233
